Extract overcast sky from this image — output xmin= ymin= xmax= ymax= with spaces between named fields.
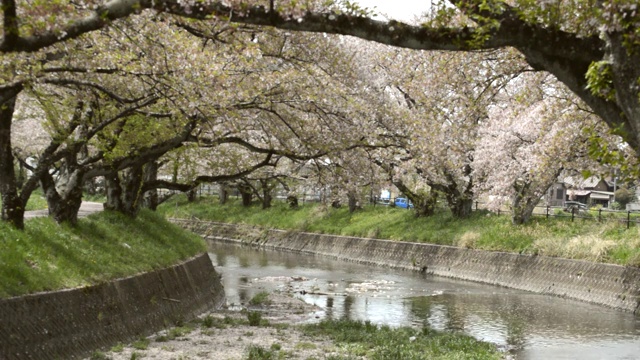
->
xmin=353 ymin=0 xmax=431 ymax=22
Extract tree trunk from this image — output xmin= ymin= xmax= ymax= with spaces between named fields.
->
xmin=511 ymin=180 xmax=540 ymax=225
xmin=262 ymin=191 xmax=272 ymax=209
xmin=104 ymin=168 xmax=145 ymax=217
xmin=347 ymin=190 xmax=359 ymax=213
xmin=16 ymin=161 xmax=25 ymax=189
xmin=512 ymin=196 xmax=536 ymax=225
xmin=449 ymin=197 xmax=473 ymax=218
xmin=286 ymin=195 xmax=299 ymax=209
xmin=0 ymin=87 xmax=25 ymax=229
xmin=142 ymin=162 xmax=159 ymax=211
xmin=219 ymin=182 xmax=229 ymax=204
xmin=104 ymin=173 xmax=123 ymax=212
xmin=120 ymin=166 xmax=144 ymax=217
xmin=238 ymin=183 xmax=253 ymax=207
xmin=429 ymin=168 xmax=475 ymax=219
xmin=412 ymin=191 xmax=438 ymax=217
xmin=391 ymin=179 xmax=436 ymax=218
xmin=260 ymin=179 xmax=272 ymax=209
xmin=186 ymin=188 xmax=197 ymax=202
xmin=40 ymin=169 xmax=84 ymax=225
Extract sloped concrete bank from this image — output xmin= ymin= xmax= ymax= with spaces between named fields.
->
xmin=172 ymin=219 xmax=640 ymax=315
xmin=0 ymin=253 xmax=225 ymax=360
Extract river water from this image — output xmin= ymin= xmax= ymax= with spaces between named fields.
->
xmin=209 ymin=242 xmax=640 ymax=359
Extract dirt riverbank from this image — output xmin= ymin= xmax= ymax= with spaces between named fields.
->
xmin=92 ymin=291 xmax=339 ymax=360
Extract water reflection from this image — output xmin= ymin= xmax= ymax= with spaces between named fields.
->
xmin=209 ymin=243 xmax=640 ymax=360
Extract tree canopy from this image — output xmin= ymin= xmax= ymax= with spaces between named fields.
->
xmin=2 ymin=0 xmax=639 ymax=154
xmin=2 ymin=0 xmax=639 ymax=227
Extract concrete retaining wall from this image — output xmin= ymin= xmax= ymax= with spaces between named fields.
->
xmin=0 ymin=253 xmax=225 ymax=360
xmin=172 ymin=219 xmax=640 ymax=315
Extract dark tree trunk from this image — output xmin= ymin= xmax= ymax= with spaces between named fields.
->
xmin=347 ymin=190 xmax=359 ymax=213
xmin=436 ymin=166 xmax=475 ymax=219
xmin=104 ymin=173 xmax=123 ymax=212
xmin=120 ymin=166 xmax=144 ymax=217
xmin=512 ymin=193 xmax=537 ymax=225
xmin=286 ymin=195 xmax=299 ymax=209
xmin=510 ymin=176 xmax=551 ymax=225
xmin=262 ymin=191 xmax=272 ymax=209
xmin=449 ymin=197 xmax=474 ymax=218
xmin=219 ymin=182 xmax=229 ymax=204
xmin=259 ymin=179 xmax=272 ymax=209
xmin=412 ymin=191 xmax=438 ymax=217
xmin=512 ymin=180 xmax=532 ymax=225
xmin=0 ymin=87 xmax=25 ymax=229
xmin=16 ymin=162 xmax=25 ymax=189
xmin=186 ymin=188 xmax=197 ymax=202
xmin=142 ymin=162 xmax=159 ymax=211
xmin=104 ymin=167 xmax=145 ymax=217
xmin=238 ymin=183 xmax=253 ymax=207
xmin=392 ymin=179 xmax=436 ymax=218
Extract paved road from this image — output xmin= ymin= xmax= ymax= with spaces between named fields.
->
xmin=24 ymin=201 xmax=103 ymax=219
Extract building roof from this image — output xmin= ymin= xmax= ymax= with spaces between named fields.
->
xmin=563 ymin=176 xmax=604 ymax=189
xmin=567 ymin=189 xmax=591 ymax=197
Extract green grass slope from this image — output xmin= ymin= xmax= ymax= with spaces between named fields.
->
xmin=0 ymin=209 xmax=206 ymax=298
xmin=159 ymin=196 xmax=640 ymax=267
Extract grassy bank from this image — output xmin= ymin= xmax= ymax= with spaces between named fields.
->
xmin=301 ymin=319 xmax=502 ymax=360
xmin=159 ymin=196 xmax=640 ymax=267
xmin=0 ymin=209 xmax=206 ymax=298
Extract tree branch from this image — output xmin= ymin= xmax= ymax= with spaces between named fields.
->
xmin=141 ymin=152 xmax=275 ymax=192
xmin=187 ymin=134 xmax=329 ymax=161
xmin=2 ymin=0 xmax=19 ymax=47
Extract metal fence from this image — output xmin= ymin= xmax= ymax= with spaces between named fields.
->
xmin=370 ymin=197 xmax=640 ymax=229
xmin=527 ymin=205 xmax=640 ymax=229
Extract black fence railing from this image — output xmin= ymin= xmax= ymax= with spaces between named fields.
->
xmin=528 ymin=205 xmax=640 ymax=229
xmin=370 ymin=197 xmax=640 ymax=228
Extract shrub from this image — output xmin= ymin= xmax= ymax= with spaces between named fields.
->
xmin=249 ymin=291 xmax=271 ymax=306
xmin=247 ymin=311 xmax=262 ymax=326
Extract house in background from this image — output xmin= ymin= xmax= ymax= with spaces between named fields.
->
xmin=546 ymin=176 xmax=615 ymax=208
xmin=547 ymin=182 xmax=567 ymax=207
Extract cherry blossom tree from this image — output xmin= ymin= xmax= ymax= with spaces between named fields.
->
xmin=473 ymin=72 xmax=628 ymax=224
xmin=1 ymin=0 xmax=637 ymax=151
xmin=142 ymin=27 xmax=400 ymax=213
xmin=4 ymin=0 xmax=640 ymax=227
xmin=103 ymin=21 xmax=396 ymax=215
xmin=2 ymin=0 xmax=637 ymax=154
xmin=360 ymin=44 xmax=526 ymax=218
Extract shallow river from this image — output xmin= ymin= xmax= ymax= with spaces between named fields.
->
xmin=208 ymin=242 xmax=640 ymax=360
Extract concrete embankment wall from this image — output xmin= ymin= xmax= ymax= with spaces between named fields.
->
xmin=172 ymin=219 xmax=640 ymax=315
xmin=0 ymin=253 xmax=225 ymax=360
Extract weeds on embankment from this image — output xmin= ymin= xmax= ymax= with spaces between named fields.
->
xmin=159 ymin=196 xmax=640 ymax=267
xmin=0 ymin=209 xmax=206 ymax=298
